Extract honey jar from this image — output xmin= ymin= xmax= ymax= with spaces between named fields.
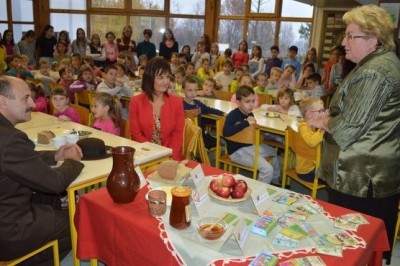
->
xmin=169 ymin=186 xmax=192 ymax=229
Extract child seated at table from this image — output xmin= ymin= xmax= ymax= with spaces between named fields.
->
xmin=35 ymin=59 xmax=58 ymax=97
xmin=295 ymin=62 xmax=315 ymax=90
xmin=253 ymin=73 xmax=269 ymax=95
xmin=277 ymin=64 xmax=296 ymax=90
xmin=230 ymin=74 xmax=259 ymax=107
xmin=51 ymin=88 xmax=81 ymax=123
xmin=97 ymin=65 xmax=133 ymax=98
xmin=261 ymin=88 xmax=301 ymax=145
xmin=92 ymin=92 xmax=122 ymax=136
xmin=261 ymin=87 xmax=301 ymax=117
xmin=182 ymin=76 xmax=225 ymax=149
xmin=29 ymin=82 xmax=48 ymax=114
xmin=223 ymin=86 xmax=280 ymax=184
xmin=197 ymin=58 xmax=215 ymax=80
xmin=304 ymin=73 xmax=325 ymax=99
xmin=214 ymin=59 xmax=234 ymax=91
xmin=58 ymin=66 xmax=75 ymax=103
xmin=71 ymin=53 xmax=83 ymax=76
xmin=174 ymin=65 xmax=186 ymax=94
xmin=201 ymin=78 xmax=218 ymax=99
xmin=297 ymin=97 xmax=325 ymax=182
xmin=69 ymin=65 xmax=97 ymax=94
xmin=229 ymin=67 xmax=244 ymax=93
xmin=6 ymin=54 xmax=34 ymax=80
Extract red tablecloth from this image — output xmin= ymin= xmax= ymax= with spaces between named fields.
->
xmin=75 ymin=162 xmax=389 ymax=265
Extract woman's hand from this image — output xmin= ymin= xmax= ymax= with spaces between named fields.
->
xmin=55 ymin=143 xmax=83 ymax=161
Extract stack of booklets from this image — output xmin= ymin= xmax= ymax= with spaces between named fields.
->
xmin=279 ymin=255 xmax=326 ymax=266
xmin=334 ymin=213 xmax=369 ymax=231
xmin=316 ymin=232 xmax=358 ymax=257
xmin=249 ymin=253 xmax=278 ymax=266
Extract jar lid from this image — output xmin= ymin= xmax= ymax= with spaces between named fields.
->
xmin=171 ymin=186 xmax=191 ymax=197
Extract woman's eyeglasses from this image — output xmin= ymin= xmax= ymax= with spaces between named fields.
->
xmin=309 ymin=109 xmax=325 ymax=114
xmin=345 ymin=33 xmax=368 ymax=41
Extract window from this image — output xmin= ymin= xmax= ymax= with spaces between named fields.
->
xmin=250 ymin=0 xmax=275 ymax=14
xmin=131 ymin=16 xmax=165 ymax=48
xmin=92 ymin=0 xmax=124 ymax=9
xmin=171 ymin=0 xmax=205 ymax=15
xmin=218 ymin=0 xmax=313 ymax=59
xmin=247 ymin=20 xmax=276 ymax=56
xmin=170 ymin=18 xmax=204 ymax=52
xmin=50 ymin=0 xmax=86 ymax=10
xmin=132 ymin=0 xmax=164 ymax=10
xmin=51 ymin=14 xmax=87 ymax=41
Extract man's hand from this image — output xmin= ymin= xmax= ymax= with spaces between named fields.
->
xmin=55 ymin=143 xmax=83 ymax=161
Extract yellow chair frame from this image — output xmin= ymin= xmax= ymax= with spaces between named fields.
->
xmin=281 ymin=127 xmax=325 ymax=198
xmin=215 ymin=116 xmax=261 ymax=180
xmin=70 ymin=104 xmax=92 ymax=126
xmin=74 ymin=90 xmax=93 ymax=109
xmin=258 ymin=94 xmax=273 ymax=105
xmin=0 ymin=240 xmax=59 ymax=266
xmin=214 ymin=90 xmax=234 ymax=101
xmin=182 ymin=118 xmax=210 ymax=165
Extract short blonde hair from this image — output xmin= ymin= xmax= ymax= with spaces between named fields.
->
xmin=299 ymin=97 xmax=324 ymax=117
xmin=270 ymin=67 xmax=283 ymax=75
xmin=343 ymin=5 xmax=395 ymax=51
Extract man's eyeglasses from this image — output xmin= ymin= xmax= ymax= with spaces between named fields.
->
xmin=309 ymin=109 xmax=325 ymax=114
xmin=345 ymin=33 xmax=368 ymax=41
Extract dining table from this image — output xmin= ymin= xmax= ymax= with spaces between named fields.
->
xmin=75 ymin=161 xmax=389 ymax=266
xmin=17 ymin=112 xmax=173 ymax=266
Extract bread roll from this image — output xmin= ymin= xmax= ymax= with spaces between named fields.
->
xmin=37 ymin=131 xmax=55 ymax=144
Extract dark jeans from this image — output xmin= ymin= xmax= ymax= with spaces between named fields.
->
xmin=327 ymin=184 xmax=400 ymax=264
xmin=18 ymin=193 xmax=71 ymax=266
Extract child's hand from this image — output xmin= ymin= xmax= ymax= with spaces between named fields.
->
xmin=58 ymin=115 xmax=71 ymax=121
xmin=247 ymin=116 xmax=256 ymax=125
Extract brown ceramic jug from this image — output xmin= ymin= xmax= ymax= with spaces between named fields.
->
xmin=106 ymin=146 xmax=140 ymax=204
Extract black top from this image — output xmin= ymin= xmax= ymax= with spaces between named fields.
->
xmin=223 ymin=108 xmax=253 ymax=154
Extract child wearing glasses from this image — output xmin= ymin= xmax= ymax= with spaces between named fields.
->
xmin=297 ymin=97 xmax=326 ymax=182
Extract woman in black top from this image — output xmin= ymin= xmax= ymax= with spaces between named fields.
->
xmin=35 ymin=25 xmax=57 ymax=64
xmin=159 ymin=28 xmax=178 ymax=61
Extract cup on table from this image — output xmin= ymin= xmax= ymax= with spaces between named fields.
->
xmin=147 ymin=190 xmax=167 ymax=217
xmin=66 ymin=133 xmax=79 ymax=144
xmin=53 ymin=136 xmax=67 ymax=149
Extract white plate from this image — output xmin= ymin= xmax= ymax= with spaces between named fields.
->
xmin=33 ymin=139 xmax=54 ymax=147
xmin=207 ymin=175 xmax=251 ymax=203
xmin=265 ymin=112 xmax=280 ymax=118
xmin=145 ymin=186 xmax=174 ymax=206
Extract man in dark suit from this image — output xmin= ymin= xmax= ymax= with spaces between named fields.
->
xmin=0 ymin=75 xmax=84 ymax=265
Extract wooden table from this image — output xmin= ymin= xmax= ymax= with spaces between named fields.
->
xmin=75 ymin=162 xmax=389 ymax=266
xmin=16 ymin=112 xmax=60 ymax=130
xmin=198 ymin=97 xmax=298 ymax=135
xmin=19 ymin=113 xmax=172 ymax=266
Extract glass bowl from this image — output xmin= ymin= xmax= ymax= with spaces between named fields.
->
xmin=196 ymin=217 xmax=227 ymax=240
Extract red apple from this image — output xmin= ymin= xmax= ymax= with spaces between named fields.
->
xmin=209 ymin=179 xmax=222 ymax=193
xmin=221 ymin=174 xmax=236 ymax=188
xmin=234 ymin=179 xmax=248 ymax=193
xmin=216 ymin=186 xmax=231 ymax=198
xmin=231 ymin=187 xmax=246 ymax=199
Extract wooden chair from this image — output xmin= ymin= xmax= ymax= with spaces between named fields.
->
xmin=121 ymin=118 xmax=131 ymax=139
xmin=215 ymin=116 xmax=261 ymax=180
xmin=182 ymin=118 xmax=210 ymax=165
xmin=0 ymin=240 xmax=59 ymax=266
xmin=184 ymin=110 xmax=199 ymax=126
xmin=74 ymin=90 xmax=93 ymax=109
xmin=258 ymin=94 xmax=273 ymax=105
xmin=214 ymin=90 xmax=234 ymax=101
xmin=281 ymin=127 xmax=325 ymax=199
xmin=70 ymin=104 xmax=91 ymax=126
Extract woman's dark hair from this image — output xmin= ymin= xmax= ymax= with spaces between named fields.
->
xmin=142 ymin=57 xmax=171 ymax=101
xmin=21 ymin=30 xmax=35 ymax=41
xmin=162 ymin=28 xmax=176 ymax=43
xmin=40 ymin=25 xmax=54 ymax=38
xmin=1 ymin=30 xmax=14 ymax=46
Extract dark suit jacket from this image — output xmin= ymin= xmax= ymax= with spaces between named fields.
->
xmin=0 ymin=113 xmax=84 ymax=260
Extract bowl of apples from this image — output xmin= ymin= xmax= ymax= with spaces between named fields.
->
xmin=208 ymin=174 xmax=251 ymax=203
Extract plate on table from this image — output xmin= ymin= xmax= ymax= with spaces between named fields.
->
xmin=33 ymin=139 xmax=54 ymax=147
xmin=207 ymin=175 xmax=251 ymax=203
xmin=265 ymin=112 xmax=280 ymax=118
xmin=145 ymin=186 xmax=174 ymax=206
